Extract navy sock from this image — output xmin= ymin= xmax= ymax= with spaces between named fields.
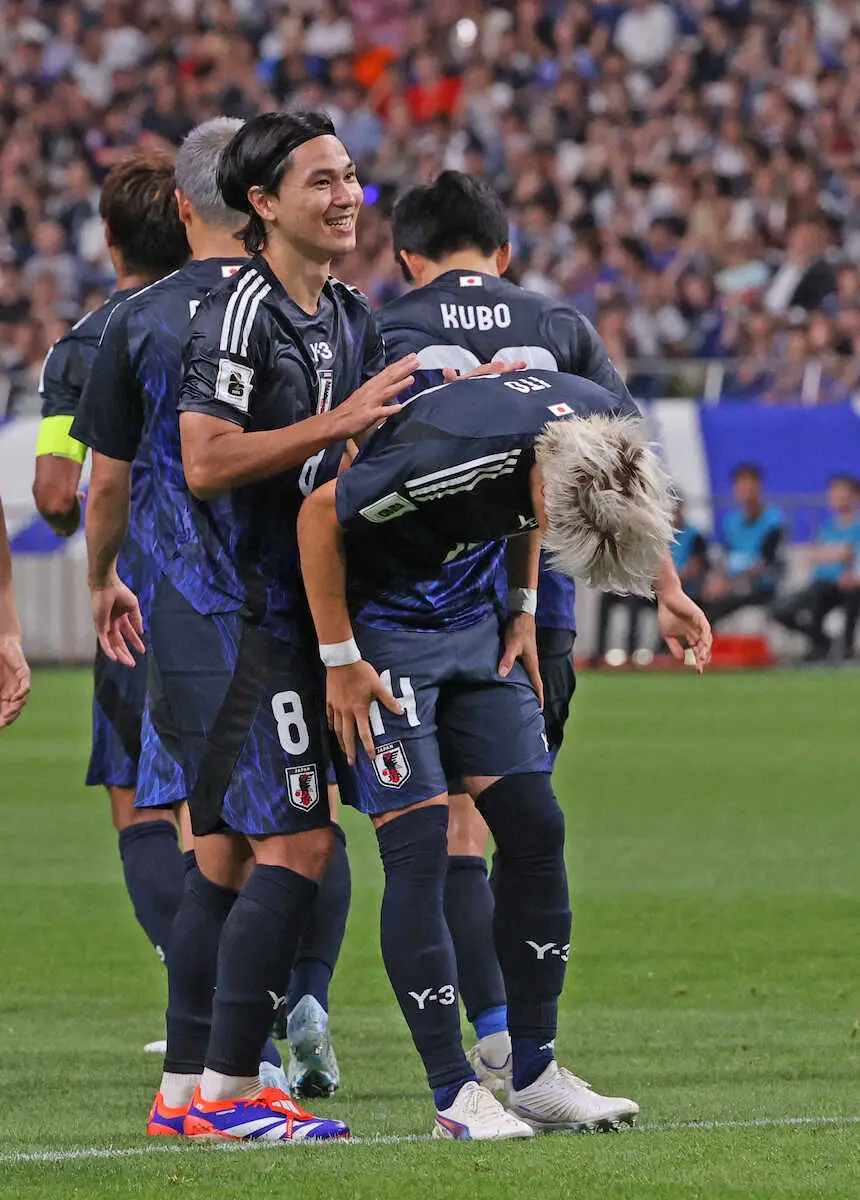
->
xmin=206 ymin=864 xmax=318 ymax=1077
xmin=376 ymin=806 xmax=473 ymax=1091
xmin=118 ymin=820 xmax=184 ymax=964
xmin=260 ymin=1037 xmax=281 ymax=1068
xmin=477 ymin=774 xmax=571 ymax=1089
xmin=183 ymin=849 xmax=197 ymax=875
xmin=444 ymin=855 xmax=506 ymax=1032
xmin=286 ymin=824 xmax=351 ymax=1013
xmin=164 ymin=867 xmax=236 ymax=1075
xmin=511 ymin=1036 xmax=554 ymax=1092
xmin=433 ymin=1079 xmax=470 ymax=1112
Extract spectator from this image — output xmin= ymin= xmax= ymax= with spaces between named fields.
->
xmin=703 ymin=464 xmax=786 ymax=626
xmin=764 ymin=218 xmax=837 ymax=315
xmin=772 ymin=475 xmax=860 ymax=660
xmin=614 ymin=0 xmax=677 ymax=70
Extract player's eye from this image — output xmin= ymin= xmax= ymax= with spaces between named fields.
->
xmin=314 ymin=178 xmax=331 ymax=188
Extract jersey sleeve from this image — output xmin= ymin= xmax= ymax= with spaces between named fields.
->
xmin=37 ymin=335 xmax=89 ymax=462
xmin=178 ymin=292 xmax=264 ymax=430
xmin=335 ymin=429 xmax=422 ymax=530
xmin=548 ymin=308 xmax=634 ymax=405
xmin=71 ymin=304 xmax=143 ymax=462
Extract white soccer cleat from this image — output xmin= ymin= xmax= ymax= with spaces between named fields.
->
xmin=286 ymin=995 xmax=340 ymax=1099
xmin=506 ymin=1061 xmax=639 ymax=1133
xmin=433 ymin=1081 xmax=534 ymax=1141
xmin=143 ymin=1039 xmax=168 ymax=1055
xmin=259 ymin=1058 xmax=290 ymax=1094
xmin=466 ymin=1031 xmax=512 ymax=1096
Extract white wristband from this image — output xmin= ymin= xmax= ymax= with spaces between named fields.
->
xmin=319 ymin=637 xmax=361 ymax=668
xmin=506 ymin=587 xmax=538 ymax=616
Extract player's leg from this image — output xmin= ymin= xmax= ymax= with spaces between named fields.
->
xmin=88 ymin=644 xmax=185 ymax=964
xmin=283 ymin=782 xmax=350 ymax=1098
xmin=342 ymin=621 xmax=532 ymax=1141
xmin=174 ymin=620 xmax=348 ymax=1141
xmin=445 ymin=793 xmax=509 ymax=1087
xmin=443 ymin=618 xmax=638 ymax=1132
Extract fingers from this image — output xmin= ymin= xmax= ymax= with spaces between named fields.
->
xmin=665 ymin=635 xmax=685 ymax=663
xmin=356 ymin=712 xmax=376 ymax=760
xmin=375 ymin=681 xmax=403 ymax=716
xmin=525 ymin=652 xmax=544 ymax=709
xmin=497 ymin=646 xmax=515 ymax=677
xmin=119 ymin=611 xmax=146 ymax=655
xmin=340 ymin=710 xmax=356 ymax=766
xmin=494 ymin=359 xmax=527 ymax=375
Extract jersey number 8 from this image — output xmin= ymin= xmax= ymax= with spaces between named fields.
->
xmin=271 ymin=690 xmax=310 ymax=756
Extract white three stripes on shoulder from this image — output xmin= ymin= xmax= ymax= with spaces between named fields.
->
xmin=220 ymin=269 xmax=269 ymax=354
xmin=406 ymin=450 xmax=521 ymax=491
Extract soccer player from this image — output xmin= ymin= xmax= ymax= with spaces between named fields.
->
xmin=382 ymin=170 xmax=634 ymax=1087
xmin=91 ymin=111 xmax=417 ymax=1141
xmin=33 ymin=154 xmax=189 ymax=960
xmin=0 ymin=497 xmax=30 ymax=729
xmin=298 ymin=369 xmax=712 ymax=1139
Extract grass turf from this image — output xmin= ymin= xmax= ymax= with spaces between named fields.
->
xmin=0 ymin=667 xmax=857 ymax=1198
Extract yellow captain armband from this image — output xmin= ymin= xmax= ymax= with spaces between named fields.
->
xmin=35 ymin=415 xmax=88 ymax=464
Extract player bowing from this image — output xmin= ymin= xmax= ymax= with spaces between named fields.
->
xmin=298 ymin=369 xmax=711 ymax=1140
xmin=382 ymin=169 xmax=635 ymax=1091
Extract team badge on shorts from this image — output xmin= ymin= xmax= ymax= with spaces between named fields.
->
xmin=372 ymin=741 xmax=411 ymax=789
xmin=287 ymin=764 xmax=320 ymax=811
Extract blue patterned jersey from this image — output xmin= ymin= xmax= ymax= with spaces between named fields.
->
xmin=72 ymin=258 xmax=247 ymax=616
xmin=177 ymin=258 xmax=384 ymax=642
xmin=335 ymin=370 xmax=639 ymax=631
xmin=38 ymin=288 xmax=159 ymax=611
xmin=380 ymin=271 xmax=633 ymax=631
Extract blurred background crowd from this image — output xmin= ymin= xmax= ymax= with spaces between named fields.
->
xmin=3 ymin=0 xmax=860 ymax=415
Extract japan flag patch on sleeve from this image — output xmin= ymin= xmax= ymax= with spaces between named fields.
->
xmin=287 ymin=764 xmax=320 ymax=811
xmin=372 ymin=741 xmax=412 ymax=789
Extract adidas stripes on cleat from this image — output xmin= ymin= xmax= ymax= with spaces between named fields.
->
xmin=183 ymin=1086 xmax=349 ymax=1141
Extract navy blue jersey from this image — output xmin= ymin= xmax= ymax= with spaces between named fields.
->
xmin=72 ymin=259 xmax=247 ymax=616
xmin=177 ymin=258 xmax=384 ymax=642
xmin=39 ymin=288 xmax=157 ymax=606
xmin=336 ymin=370 xmax=639 ymax=631
xmin=380 ymin=271 xmax=633 ymax=631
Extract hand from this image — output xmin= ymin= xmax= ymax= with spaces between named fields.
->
xmin=442 ymin=359 xmax=528 ymax=382
xmin=326 ymin=659 xmax=402 ymax=764
xmin=49 ymin=492 xmax=84 ymax=539
xmin=0 ymin=633 xmax=30 ymax=728
xmin=499 ymin=612 xmax=544 ymax=708
xmin=657 ymin=587 xmax=713 ymax=675
xmin=331 ymin=355 xmax=419 ymax=439
xmin=90 ymin=578 xmax=145 ymax=668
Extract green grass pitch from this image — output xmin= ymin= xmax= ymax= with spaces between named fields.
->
xmin=1 ymin=667 xmax=857 ymax=1198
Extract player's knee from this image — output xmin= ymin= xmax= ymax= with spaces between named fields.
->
xmin=375 ymin=803 xmax=449 ymax=879
xmin=476 ymin=773 xmax=564 ymax=864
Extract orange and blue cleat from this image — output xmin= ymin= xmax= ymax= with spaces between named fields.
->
xmin=182 ymin=1086 xmax=349 ymax=1141
xmin=146 ymin=1092 xmax=190 ymax=1137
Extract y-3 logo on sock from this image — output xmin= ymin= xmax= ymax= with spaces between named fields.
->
xmin=267 ymin=990 xmax=289 ymax=1011
xmin=408 ymin=985 xmax=457 ymax=1010
xmin=526 ymin=941 xmax=570 ymax=963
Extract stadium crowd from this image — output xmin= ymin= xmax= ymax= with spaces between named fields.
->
xmin=4 ymin=0 xmax=860 ymax=413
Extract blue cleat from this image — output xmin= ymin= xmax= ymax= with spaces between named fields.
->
xmin=183 ymin=1086 xmax=349 ymax=1141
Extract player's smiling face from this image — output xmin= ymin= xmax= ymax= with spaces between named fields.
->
xmin=263 ymin=135 xmax=362 ymax=261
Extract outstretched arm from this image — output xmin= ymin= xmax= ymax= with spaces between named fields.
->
xmin=297 ymin=481 xmax=400 ymax=764
xmin=654 ymin=549 xmax=712 ymax=673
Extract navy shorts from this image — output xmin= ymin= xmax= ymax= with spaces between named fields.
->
xmin=147 ymin=579 xmax=332 ymax=838
xmin=85 ymin=642 xmax=185 ymax=804
xmin=340 ymin=616 xmax=551 ymax=817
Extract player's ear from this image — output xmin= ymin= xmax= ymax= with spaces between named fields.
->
xmin=248 ymin=185 xmax=276 ymax=222
xmin=397 ymin=250 xmax=416 ymax=285
xmin=175 ymin=188 xmax=193 ymax=226
xmin=496 ymin=242 xmax=512 ymax=276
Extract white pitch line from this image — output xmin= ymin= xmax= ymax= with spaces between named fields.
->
xmin=1 ymin=1116 xmax=859 ymax=1165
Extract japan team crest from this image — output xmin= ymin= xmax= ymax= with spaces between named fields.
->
xmin=287 ymin=764 xmax=320 ymax=811
xmin=372 ymin=741 xmax=412 ymax=789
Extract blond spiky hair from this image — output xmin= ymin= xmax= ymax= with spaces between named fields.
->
xmin=535 ymin=414 xmax=675 ymax=597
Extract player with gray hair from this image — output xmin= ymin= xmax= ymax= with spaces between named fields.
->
xmin=175 ymin=117 xmax=247 ymax=228
xmin=298 ymin=367 xmax=710 ymax=1140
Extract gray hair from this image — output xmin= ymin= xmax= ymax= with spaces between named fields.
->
xmin=536 ymin=414 xmax=675 ymax=597
xmin=175 ymin=117 xmax=246 ymax=227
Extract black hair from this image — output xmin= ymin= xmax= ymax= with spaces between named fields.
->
xmin=731 ymin=463 xmax=763 ymax=483
xmin=217 ymin=110 xmax=337 ymax=254
xmin=390 ymin=170 xmax=509 ymax=282
xmin=99 ymin=153 xmax=188 ymax=276
xmin=829 ymin=473 xmax=859 ymax=490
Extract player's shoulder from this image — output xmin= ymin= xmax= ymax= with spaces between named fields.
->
xmin=326 ymin=275 xmax=376 ymax=322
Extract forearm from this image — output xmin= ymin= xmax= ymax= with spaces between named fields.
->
xmin=506 ymin=529 xmax=541 ymax=590
xmin=654 ymin=547 xmax=683 ymax=597
xmin=33 ymin=455 xmax=83 ymax=537
xmin=181 ymin=411 xmax=344 ymax=499
xmin=297 ymin=485 xmax=354 ymax=646
xmin=85 ymin=466 xmax=130 ymax=589
xmin=0 ymin=501 xmax=21 ymax=638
